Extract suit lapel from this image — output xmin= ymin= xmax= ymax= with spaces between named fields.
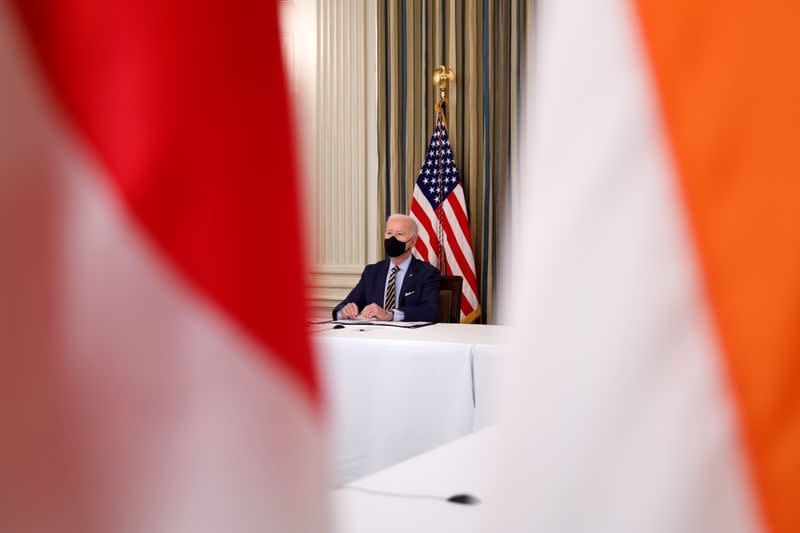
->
xmin=398 ymin=257 xmax=420 ymax=304
xmin=373 ymin=259 xmax=390 ymax=305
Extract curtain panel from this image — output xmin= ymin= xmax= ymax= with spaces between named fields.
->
xmin=378 ymin=0 xmax=530 ymax=323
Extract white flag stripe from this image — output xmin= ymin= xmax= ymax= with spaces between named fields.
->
xmin=410 ymin=199 xmax=438 ymax=268
xmin=412 ymin=228 xmax=437 ymax=268
xmin=439 ymin=215 xmax=480 ymax=309
xmin=411 ymin=189 xmax=439 ymax=240
xmin=443 ymin=197 xmax=478 ymax=273
xmin=414 ymin=187 xmax=479 ymax=313
xmin=442 ymin=238 xmax=479 ymax=309
xmin=488 ymin=0 xmax=758 ymax=530
xmin=451 ymin=187 xmax=472 ymax=235
xmin=413 ymin=188 xmax=444 ymax=248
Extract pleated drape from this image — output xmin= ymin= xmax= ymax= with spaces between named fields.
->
xmin=378 ymin=0 xmax=530 ymax=323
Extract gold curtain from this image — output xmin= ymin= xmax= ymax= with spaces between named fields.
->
xmin=378 ymin=0 xmax=530 ymax=323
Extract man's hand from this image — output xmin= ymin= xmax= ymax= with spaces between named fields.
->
xmin=341 ymin=302 xmax=359 ymax=319
xmin=361 ymin=303 xmax=392 ymax=321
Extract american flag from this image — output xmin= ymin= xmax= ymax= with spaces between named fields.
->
xmin=410 ymin=112 xmax=481 ymax=322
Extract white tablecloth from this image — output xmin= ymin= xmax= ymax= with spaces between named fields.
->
xmin=332 ymin=428 xmax=500 ymax=533
xmin=315 ymin=324 xmax=504 ymax=484
xmin=472 ymin=343 xmax=504 ymax=431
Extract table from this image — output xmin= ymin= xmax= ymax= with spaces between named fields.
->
xmin=332 ymin=428 xmax=500 ymax=533
xmin=472 ymin=343 xmax=504 ymax=431
xmin=314 ymin=324 xmax=505 ymax=484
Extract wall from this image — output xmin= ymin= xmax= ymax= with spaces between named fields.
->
xmin=281 ymin=1 xmax=379 ymax=319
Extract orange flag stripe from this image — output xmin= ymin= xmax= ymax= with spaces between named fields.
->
xmin=634 ymin=1 xmax=800 ymax=531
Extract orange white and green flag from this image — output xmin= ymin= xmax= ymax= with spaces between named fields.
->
xmin=496 ymin=1 xmax=800 ymax=532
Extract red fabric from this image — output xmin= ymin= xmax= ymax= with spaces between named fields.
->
xmin=11 ymin=0 xmax=318 ymax=402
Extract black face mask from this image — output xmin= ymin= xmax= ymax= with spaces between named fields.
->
xmin=384 ymin=236 xmax=408 ymax=257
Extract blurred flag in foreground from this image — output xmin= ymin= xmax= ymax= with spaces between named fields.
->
xmin=496 ymin=0 xmax=800 ymax=532
xmin=0 ymin=1 xmax=327 ymax=532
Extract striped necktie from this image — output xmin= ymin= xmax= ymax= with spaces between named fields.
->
xmin=384 ymin=265 xmax=400 ymax=311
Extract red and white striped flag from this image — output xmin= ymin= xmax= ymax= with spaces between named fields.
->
xmin=0 ymin=1 xmax=327 ymax=532
xmin=410 ymin=111 xmax=481 ymax=322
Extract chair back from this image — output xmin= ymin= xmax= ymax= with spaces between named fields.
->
xmin=437 ymin=275 xmax=463 ymax=323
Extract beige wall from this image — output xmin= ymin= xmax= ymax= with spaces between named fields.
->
xmin=281 ymin=1 xmax=379 ymax=318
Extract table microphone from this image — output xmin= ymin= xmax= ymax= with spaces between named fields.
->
xmin=340 ymin=486 xmax=480 ymax=505
xmin=447 ymin=493 xmax=480 ymax=505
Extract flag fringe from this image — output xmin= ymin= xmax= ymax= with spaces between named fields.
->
xmin=461 ymin=306 xmax=481 ymax=324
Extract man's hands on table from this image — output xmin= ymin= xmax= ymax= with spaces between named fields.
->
xmin=339 ymin=303 xmax=394 ymax=321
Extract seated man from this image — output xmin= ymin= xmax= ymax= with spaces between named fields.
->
xmin=332 ymin=214 xmax=440 ymax=322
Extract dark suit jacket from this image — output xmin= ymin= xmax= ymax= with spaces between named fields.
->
xmin=332 ymin=257 xmax=440 ymax=322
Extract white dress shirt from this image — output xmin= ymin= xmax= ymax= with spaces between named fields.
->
xmin=383 ymin=255 xmax=412 ymax=321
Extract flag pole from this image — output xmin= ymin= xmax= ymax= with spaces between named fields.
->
xmin=432 ymin=66 xmax=454 ymax=273
xmin=433 ymin=65 xmax=454 ymax=128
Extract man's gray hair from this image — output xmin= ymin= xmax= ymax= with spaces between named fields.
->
xmin=386 ymin=213 xmax=418 ymax=238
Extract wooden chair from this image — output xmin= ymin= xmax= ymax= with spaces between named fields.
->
xmin=438 ymin=275 xmax=463 ymax=323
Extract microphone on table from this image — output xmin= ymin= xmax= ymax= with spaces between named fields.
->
xmin=340 ymin=486 xmax=480 ymax=505
xmin=447 ymin=494 xmax=480 ymax=505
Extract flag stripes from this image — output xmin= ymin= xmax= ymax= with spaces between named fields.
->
xmin=410 ymin=113 xmax=480 ymax=321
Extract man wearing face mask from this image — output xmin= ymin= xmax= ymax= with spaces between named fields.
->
xmin=332 ymin=214 xmax=440 ymax=322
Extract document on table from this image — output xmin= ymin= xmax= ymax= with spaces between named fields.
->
xmin=332 ymin=319 xmax=434 ymax=328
